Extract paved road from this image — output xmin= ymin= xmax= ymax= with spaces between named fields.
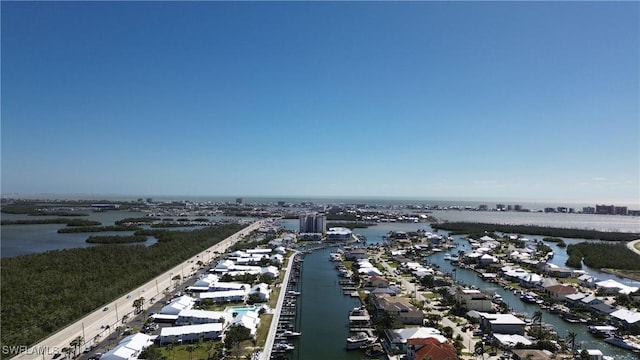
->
xmin=375 ymin=253 xmax=479 ymax=359
xmin=15 ymin=219 xmax=270 ymax=360
xmin=627 ymin=239 xmax=640 ymax=256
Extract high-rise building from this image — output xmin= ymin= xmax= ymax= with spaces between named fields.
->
xmin=299 ymin=213 xmax=326 ymax=234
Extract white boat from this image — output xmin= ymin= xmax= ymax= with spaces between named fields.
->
xmin=604 ymin=336 xmax=640 ymax=351
xmin=444 ymin=253 xmax=452 ymax=261
xmin=346 ymin=332 xmax=375 ymax=350
xmin=273 ymin=341 xmax=295 ymax=352
xmin=278 ymin=330 xmax=302 ymax=337
xmin=286 ymin=290 xmax=300 ymax=296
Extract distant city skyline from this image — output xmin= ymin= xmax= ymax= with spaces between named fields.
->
xmin=2 ymin=2 xmax=638 ymax=205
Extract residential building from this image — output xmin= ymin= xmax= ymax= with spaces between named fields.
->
xmin=326 ymin=227 xmax=352 ymax=241
xmin=175 ymin=309 xmax=230 ymax=326
xmin=455 ymin=289 xmax=493 ymax=312
xmin=299 ymin=213 xmax=326 ymax=234
xmin=160 ymin=295 xmax=196 ymax=315
xmin=477 ymin=312 xmax=526 ymax=335
xmin=100 ymin=333 xmax=155 ymax=360
xmin=543 ymin=284 xmax=577 ymax=301
xmin=158 ymin=323 xmax=224 ymax=344
xmin=371 ymin=294 xmax=423 ymax=325
xmin=383 ymin=327 xmax=447 ymax=355
xmin=406 ymin=337 xmax=458 ymax=360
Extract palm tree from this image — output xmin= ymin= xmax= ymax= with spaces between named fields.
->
xmin=531 ymin=310 xmax=543 ymax=339
xmin=566 ymin=331 xmax=578 ymax=354
xmin=61 ymin=347 xmax=73 ymax=360
xmin=474 ymin=341 xmax=485 ymax=359
xmin=69 ymin=336 xmax=83 ymax=358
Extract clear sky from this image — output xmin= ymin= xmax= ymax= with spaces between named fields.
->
xmin=1 ymin=1 xmax=639 ymax=205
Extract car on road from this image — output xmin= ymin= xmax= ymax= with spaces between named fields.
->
xmin=102 ymin=307 xmax=108 ymax=311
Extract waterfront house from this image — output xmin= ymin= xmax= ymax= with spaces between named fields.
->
xmin=479 ymin=254 xmax=498 ymax=266
xmin=261 ymin=265 xmax=279 ymax=279
xmin=502 ymin=267 xmax=528 ymax=282
xmin=537 ymin=277 xmax=559 ymax=290
xmin=580 ymin=294 xmax=600 ymax=306
xmin=578 ymin=274 xmax=597 ymax=288
xmin=477 ymin=312 xmax=526 ymax=335
xmin=326 ymin=227 xmax=353 ymax=241
xmin=383 ymin=327 xmax=446 ymax=355
xmin=231 ymin=310 xmax=260 ymax=337
xmin=370 ymin=285 xmax=402 ymax=296
xmin=493 ymin=333 xmax=533 ymax=347
xmin=455 ymin=288 xmax=493 ymax=312
xmin=371 ymin=294 xmax=424 ymax=325
xmin=159 ymin=323 xmax=224 ymax=344
xmin=249 ymin=283 xmax=271 ymax=302
xmin=565 ymin=292 xmax=588 ymax=306
xmin=510 ymin=349 xmax=552 ymax=360
xmin=595 ymin=279 xmax=640 ymax=295
xmin=406 ymin=337 xmax=458 ymax=360
xmin=364 ymin=275 xmax=390 ymax=288
xmin=541 ymin=263 xmax=574 ymax=278
xmin=543 ymin=284 xmax=577 ymax=301
xmin=100 ymin=333 xmax=155 ymax=360
xmin=610 ymin=308 xmax=640 ymax=332
xmin=269 ymin=254 xmax=284 ymax=265
xmin=345 ymin=248 xmax=368 ymax=260
xmin=357 ymin=260 xmax=383 ymax=276
xmin=519 ymin=273 xmax=543 ymax=288
xmin=589 ymin=301 xmax=618 ymax=315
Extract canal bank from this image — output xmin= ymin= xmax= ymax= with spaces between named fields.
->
xmin=426 ymin=235 xmax=639 ymax=360
xmin=280 ymin=219 xmax=640 ymax=359
xmin=294 ymin=247 xmax=368 ymax=360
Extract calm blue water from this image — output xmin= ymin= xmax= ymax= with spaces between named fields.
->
xmin=294 ymin=247 xmax=367 ymax=360
xmin=284 ymin=219 xmax=639 ymax=359
xmin=426 ymin=236 xmax=637 ymax=359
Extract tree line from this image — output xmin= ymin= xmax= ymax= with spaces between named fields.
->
xmin=1 ymin=218 xmax=101 ymax=226
xmin=0 ymin=223 xmax=243 ymax=358
xmin=432 ymin=222 xmax=639 ymax=241
xmin=565 ymin=242 xmax=640 ymax=270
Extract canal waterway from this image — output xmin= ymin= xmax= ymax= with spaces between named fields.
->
xmin=293 ymin=247 xmax=366 ymax=360
xmin=283 ymin=219 xmax=639 ymax=359
xmin=425 ymin=236 xmax=638 ymax=359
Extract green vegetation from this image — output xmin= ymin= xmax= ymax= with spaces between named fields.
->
xmin=432 ymin=222 xmax=639 ymax=241
xmin=565 ymin=242 xmax=640 ymax=270
xmin=85 ymin=235 xmax=148 ymax=244
xmin=114 ymin=217 xmax=157 ymax=225
xmin=543 ymin=237 xmax=566 ymax=247
xmin=326 ymin=221 xmax=372 ymax=229
xmin=0 ymin=223 xmax=243 ymax=356
xmin=1 ymin=204 xmax=89 ymax=216
xmin=1 ymin=218 xmax=101 ymax=226
xmin=151 ymin=223 xmax=203 ymax=228
xmin=58 ymin=225 xmax=140 ymax=233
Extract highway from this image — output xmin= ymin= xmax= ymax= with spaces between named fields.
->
xmin=15 ymin=219 xmax=270 ymax=360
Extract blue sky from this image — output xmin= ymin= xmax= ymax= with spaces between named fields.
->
xmin=2 ymin=1 xmax=638 ymax=205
